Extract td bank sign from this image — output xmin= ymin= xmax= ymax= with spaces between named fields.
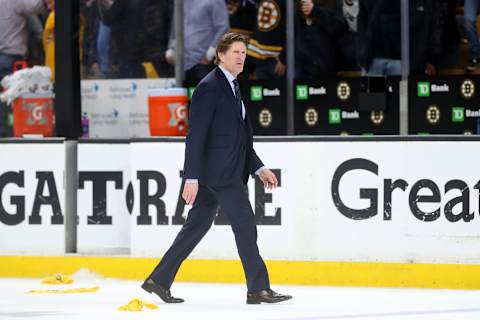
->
xmin=417 ymin=82 xmax=450 ymax=97
xmin=329 ymin=109 xmax=359 ymax=124
xmin=452 ymin=107 xmax=480 ymax=122
xmin=250 ymin=86 xmax=281 ymax=101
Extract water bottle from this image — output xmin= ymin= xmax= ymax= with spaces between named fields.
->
xmin=81 ymin=112 xmax=90 ymax=138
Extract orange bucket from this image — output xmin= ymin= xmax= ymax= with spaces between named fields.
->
xmin=12 ymin=94 xmax=55 ymax=137
xmin=148 ymin=88 xmax=188 ymax=136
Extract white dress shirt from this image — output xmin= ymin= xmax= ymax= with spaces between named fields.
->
xmin=218 ymin=65 xmax=245 ymax=120
xmin=186 ymin=65 xmax=265 ymax=184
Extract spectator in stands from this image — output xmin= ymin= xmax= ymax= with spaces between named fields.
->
xmin=357 ymin=0 xmax=401 ymax=76
xmin=100 ymin=0 xmax=173 ymax=78
xmin=0 ymin=0 xmax=46 ymax=80
xmin=81 ymin=0 xmax=101 ymax=78
xmin=295 ymin=0 xmax=347 ymax=79
xmin=410 ymin=0 xmax=442 ymax=75
xmin=464 ymin=0 xmax=480 ymax=71
xmin=166 ymin=0 xmax=229 ymax=84
xmin=336 ymin=0 xmax=361 ymax=72
xmin=436 ymin=0 xmax=461 ymax=70
xmin=410 ymin=0 xmax=460 ymax=75
xmin=247 ymin=0 xmax=286 ymax=80
xmin=142 ymin=0 xmax=174 ymax=77
xmin=0 ymin=0 xmax=46 ymax=137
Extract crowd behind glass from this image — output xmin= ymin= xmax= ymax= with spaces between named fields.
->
xmin=0 ymin=0 xmax=476 ymax=137
xmin=6 ymin=0 xmax=472 ymax=82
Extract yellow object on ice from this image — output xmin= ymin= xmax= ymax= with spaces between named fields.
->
xmin=41 ymin=274 xmax=74 ymax=285
xmin=118 ymin=298 xmax=158 ymax=312
xmin=28 ymin=286 xmax=100 ymax=294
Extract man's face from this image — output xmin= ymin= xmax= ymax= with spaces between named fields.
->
xmin=219 ymin=41 xmax=246 ymax=77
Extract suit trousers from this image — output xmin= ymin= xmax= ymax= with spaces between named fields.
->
xmin=148 ymin=181 xmax=270 ymax=293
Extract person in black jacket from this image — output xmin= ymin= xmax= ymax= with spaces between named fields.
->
xmin=357 ymin=0 xmax=401 ymax=75
xmin=410 ymin=0 xmax=442 ymax=75
xmin=141 ymin=33 xmax=292 ymax=305
xmin=435 ymin=0 xmax=460 ymax=70
xmin=410 ymin=0 xmax=460 ymax=75
xmin=99 ymin=0 xmax=172 ymax=78
xmin=295 ymin=0 xmax=347 ymax=79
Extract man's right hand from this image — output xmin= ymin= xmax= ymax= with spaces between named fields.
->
xmin=182 ymin=182 xmax=199 ymax=205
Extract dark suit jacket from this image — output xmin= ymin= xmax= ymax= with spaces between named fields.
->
xmin=183 ymin=67 xmax=264 ymax=186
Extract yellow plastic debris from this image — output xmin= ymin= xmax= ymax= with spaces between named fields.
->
xmin=41 ymin=274 xmax=74 ymax=285
xmin=28 ymin=286 xmax=100 ymax=294
xmin=118 ymin=298 xmax=158 ymax=312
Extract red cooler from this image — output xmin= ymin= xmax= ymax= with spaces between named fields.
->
xmin=148 ymin=88 xmax=188 ymax=136
xmin=12 ymin=93 xmax=55 ymax=137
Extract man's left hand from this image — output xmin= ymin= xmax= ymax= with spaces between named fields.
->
xmin=259 ymin=169 xmax=278 ymax=189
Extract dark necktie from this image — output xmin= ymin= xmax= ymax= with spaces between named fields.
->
xmin=232 ymin=79 xmax=243 ymax=118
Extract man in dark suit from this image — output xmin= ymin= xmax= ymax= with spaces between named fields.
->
xmin=142 ymin=33 xmax=292 ymax=305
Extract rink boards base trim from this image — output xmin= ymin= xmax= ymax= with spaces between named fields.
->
xmin=1 ymin=256 xmax=480 ymax=289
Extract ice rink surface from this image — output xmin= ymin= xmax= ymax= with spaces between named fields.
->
xmin=1 ymin=272 xmax=480 ymax=320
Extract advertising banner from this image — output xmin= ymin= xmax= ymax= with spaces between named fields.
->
xmin=0 ymin=142 xmax=65 ymax=254
xmin=242 ymin=80 xmax=287 ymax=135
xmin=129 ymin=140 xmax=480 ymax=263
xmin=314 ymin=141 xmax=480 ymax=263
xmin=77 ymin=142 xmax=131 ymax=254
xmin=409 ymin=76 xmax=480 ymax=134
xmin=294 ymin=77 xmax=400 ymax=135
xmin=81 ymin=79 xmax=175 ymax=138
xmin=4 ymin=139 xmax=480 ymax=264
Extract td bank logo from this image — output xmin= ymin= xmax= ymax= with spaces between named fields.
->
xmin=417 ymin=82 xmax=430 ymax=97
xmin=452 ymin=107 xmax=464 ymax=122
xmin=251 ymin=86 xmax=263 ymax=101
xmin=296 ymin=85 xmax=308 ymax=100
xmin=329 ymin=109 xmax=341 ymax=124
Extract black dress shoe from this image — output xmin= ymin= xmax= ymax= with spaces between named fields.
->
xmin=246 ymin=289 xmax=292 ymax=304
xmin=141 ymin=278 xmax=184 ymax=303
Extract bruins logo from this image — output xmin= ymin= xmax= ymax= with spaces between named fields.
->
xmin=461 ymin=79 xmax=475 ymax=99
xmin=337 ymin=81 xmax=351 ymax=101
xmin=370 ymin=111 xmax=384 ymax=125
xmin=259 ymin=108 xmax=273 ymax=127
xmin=304 ymin=108 xmax=318 ymax=126
xmin=426 ymin=105 xmax=440 ymax=124
xmin=257 ymin=0 xmax=281 ymax=32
